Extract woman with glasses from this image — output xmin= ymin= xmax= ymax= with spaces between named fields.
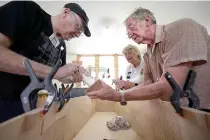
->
xmin=114 ymin=44 xmax=144 ymax=90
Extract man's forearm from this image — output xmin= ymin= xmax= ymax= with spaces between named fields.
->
xmin=127 ymin=80 xmax=153 ymax=90
xmin=124 ymin=81 xmax=165 ymax=101
xmin=0 ymin=46 xmax=59 ymax=79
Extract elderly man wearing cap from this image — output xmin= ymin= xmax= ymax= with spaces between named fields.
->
xmin=0 ymin=1 xmax=91 ymax=122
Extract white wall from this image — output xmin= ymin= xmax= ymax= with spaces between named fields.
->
xmin=66 ymin=53 xmax=77 ymax=63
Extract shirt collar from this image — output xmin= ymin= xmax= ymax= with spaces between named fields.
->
xmin=151 ymin=25 xmax=165 ymax=53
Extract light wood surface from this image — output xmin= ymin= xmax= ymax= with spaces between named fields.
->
xmin=0 ymin=96 xmax=95 ymax=140
xmin=72 ymin=112 xmax=142 ymax=140
xmin=114 ymin=100 xmax=210 ymax=140
xmin=0 ymin=93 xmax=209 ymax=140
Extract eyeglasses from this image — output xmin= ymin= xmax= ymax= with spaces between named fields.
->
xmin=72 ymin=12 xmax=84 ymax=33
xmin=124 ymin=50 xmax=133 ymax=56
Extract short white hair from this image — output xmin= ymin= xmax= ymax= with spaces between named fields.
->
xmin=125 ymin=7 xmax=156 ymax=24
xmin=122 ymin=44 xmax=141 ymax=59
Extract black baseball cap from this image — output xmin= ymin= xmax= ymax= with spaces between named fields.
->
xmin=64 ymin=3 xmax=91 ymax=37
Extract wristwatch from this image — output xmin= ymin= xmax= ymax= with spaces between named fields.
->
xmin=119 ymin=90 xmax=127 ymax=106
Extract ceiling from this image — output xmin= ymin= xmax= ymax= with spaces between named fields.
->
xmin=1 ymin=1 xmax=210 ymax=55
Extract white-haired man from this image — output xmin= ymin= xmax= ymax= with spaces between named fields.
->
xmin=87 ymin=7 xmax=210 ymax=111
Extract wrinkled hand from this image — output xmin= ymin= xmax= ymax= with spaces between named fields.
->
xmin=87 ymin=81 xmax=120 ymax=102
xmin=113 ymin=80 xmax=133 ymax=90
xmin=57 ymin=63 xmax=85 ymax=83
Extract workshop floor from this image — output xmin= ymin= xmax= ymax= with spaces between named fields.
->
xmin=72 ymin=112 xmax=142 ymax=140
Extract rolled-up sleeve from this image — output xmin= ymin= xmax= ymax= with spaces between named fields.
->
xmin=164 ymin=19 xmax=208 ymax=67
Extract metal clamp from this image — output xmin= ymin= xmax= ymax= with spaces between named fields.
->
xmin=53 ymin=83 xmax=66 ymax=112
xmin=165 ymin=69 xmax=200 ymax=115
xmin=61 ymin=83 xmax=74 ymax=103
xmin=20 ymin=57 xmax=62 ymax=115
xmin=20 ymin=47 xmax=64 ymax=115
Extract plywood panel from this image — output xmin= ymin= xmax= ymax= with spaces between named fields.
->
xmin=95 ymin=99 xmax=115 ymax=112
xmin=114 ymin=100 xmax=163 ymax=140
xmin=52 ymin=117 xmax=66 ymax=140
xmin=17 ymin=108 xmax=43 ymax=140
xmin=182 ymin=107 xmax=208 ymax=129
xmin=0 ymin=96 xmax=95 ymax=140
xmin=158 ymin=101 xmax=210 ymax=140
xmin=115 ymin=99 xmax=210 ymax=140
xmin=0 ymin=113 xmax=25 ymax=140
xmin=157 ymin=101 xmax=183 ymax=140
xmin=63 ymin=96 xmax=95 ymax=140
xmin=72 ymin=112 xmax=142 ymax=140
xmin=0 ymin=92 xmax=209 ymax=140
xmin=41 ymin=104 xmax=67 ymax=134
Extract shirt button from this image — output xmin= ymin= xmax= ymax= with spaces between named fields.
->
xmin=156 ymin=78 xmax=159 ymax=81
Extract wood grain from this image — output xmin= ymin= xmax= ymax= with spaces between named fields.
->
xmin=72 ymin=112 xmax=142 ymax=140
xmin=114 ymin=99 xmax=210 ymax=140
xmin=0 ymin=94 xmax=209 ymax=140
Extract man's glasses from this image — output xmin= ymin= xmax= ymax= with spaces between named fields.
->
xmin=72 ymin=12 xmax=84 ymax=33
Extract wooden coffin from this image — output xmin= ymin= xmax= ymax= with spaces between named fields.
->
xmin=0 ymin=90 xmax=210 ymax=140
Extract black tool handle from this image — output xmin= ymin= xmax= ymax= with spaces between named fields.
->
xmin=42 ymin=48 xmax=65 ymax=114
xmin=182 ymin=70 xmax=200 ymax=109
xmin=165 ymin=72 xmax=181 ymax=92
xmin=64 ymin=83 xmax=74 ymax=103
xmin=54 ymin=83 xmax=58 ymax=90
xmin=165 ymin=72 xmax=182 ymax=115
xmin=46 ymin=60 xmax=62 ymax=81
xmin=45 ymin=48 xmax=62 ymax=82
xmin=42 ymin=58 xmax=62 ymax=114
xmin=183 ymin=70 xmax=194 ymax=91
xmin=24 ymin=59 xmax=39 ymax=83
xmin=56 ymin=88 xmax=66 ymax=112
xmin=64 ymin=84 xmax=73 ymax=94
xmin=61 ymin=83 xmax=65 ymax=91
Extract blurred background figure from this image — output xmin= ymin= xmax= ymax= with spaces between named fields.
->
xmin=113 ymin=44 xmax=144 ymax=90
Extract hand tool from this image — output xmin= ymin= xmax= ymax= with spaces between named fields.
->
xmin=61 ymin=83 xmax=74 ymax=103
xmin=20 ymin=47 xmax=95 ymax=115
xmin=20 ymin=47 xmax=65 ymax=115
xmin=20 ymin=57 xmax=62 ymax=115
xmin=165 ymin=69 xmax=200 ymax=116
xmin=53 ymin=83 xmax=66 ymax=112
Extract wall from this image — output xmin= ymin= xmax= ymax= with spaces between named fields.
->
xmin=66 ymin=53 xmax=77 ymax=63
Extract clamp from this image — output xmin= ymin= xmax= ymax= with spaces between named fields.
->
xmin=53 ymin=83 xmax=67 ymax=112
xmin=165 ymin=69 xmax=200 ymax=116
xmin=61 ymin=83 xmax=74 ymax=103
xmin=20 ymin=57 xmax=62 ymax=115
xmin=20 ymin=48 xmax=64 ymax=115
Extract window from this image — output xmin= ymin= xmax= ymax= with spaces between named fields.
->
xmin=79 ymin=55 xmax=125 ymax=88
xmin=80 ymin=56 xmax=95 ymax=87
xmin=98 ymin=56 xmax=115 ymax=87
xmin=118 ymin=55 xmax=128 ymax=80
